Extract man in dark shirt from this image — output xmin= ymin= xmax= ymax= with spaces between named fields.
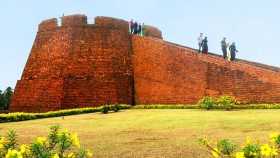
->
xmin=133 ymin=21 xmax=138 ymax=34
xmin=229 ymin=42 xmax=238 ymax=61
xmin=221 ymin=38 xmax=228 ymax=59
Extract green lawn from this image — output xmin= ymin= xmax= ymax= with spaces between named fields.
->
xmin=1 ymin=109 xmax=280 ymax=158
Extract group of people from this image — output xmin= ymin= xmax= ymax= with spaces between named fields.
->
xmin=198 ymin=33 xmax=238 ymax=62
xmin=129 ymin=19 xmax=145 ymax=36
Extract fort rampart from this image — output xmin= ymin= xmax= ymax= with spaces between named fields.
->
xmin=10 ymin=14 xmax=280 ymax=112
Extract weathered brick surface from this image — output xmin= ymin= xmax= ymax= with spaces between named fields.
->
xmin=145 ymin=25 xmax=163 ymax=39
xmin=132 ymin=36 xmax=280 ymax=104
xmin=10 ymin=15 xmax=280 ymax=112
xmin=10 ymin=15 xmax=133 ymax=112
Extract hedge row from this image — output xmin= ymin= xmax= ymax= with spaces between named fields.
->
xmin=0 ymin=105 xmax=131 ymax=123
xmin=133 ymin=104 xmax=280 ymax=109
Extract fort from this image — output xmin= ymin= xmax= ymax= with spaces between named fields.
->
xmin=10 ymin=14 xmax=280 ymax=112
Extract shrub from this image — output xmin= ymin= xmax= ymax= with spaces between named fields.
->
xmin=0 ymin=125 xmax=93 ymax=158
xmin=101 ymin=105 xmax=110 ymax=114
xmin=198 ymin=96 xmax=215 ymax=110
xmin=198 ymin=94 xmax=239 ymax=110
xmin=111 ymin=105 xmax=120 ymax=112
xmin=198 ymin=132 xmax=280 ymax=158
xmin=216 ymin=95 xmax=237 ymax=110
xmin=0 ymin=105 xmax=131 ymax=123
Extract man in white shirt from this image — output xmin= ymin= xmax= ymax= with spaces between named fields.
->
xmin=198 ymin=33 xmax=203 ymax=53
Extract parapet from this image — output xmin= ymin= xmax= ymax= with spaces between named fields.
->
xmin=38 ymin=18 xmax=58 ymax=32
xmin=94 ymin=16 xmax=129 ymax=32
xmin=145 ymin=25 xmax=163 ymax=39
xmin=37 ymin=14 xmax=162 ymax=38
xmin=61 ymin=14 xmax=87 ymax=27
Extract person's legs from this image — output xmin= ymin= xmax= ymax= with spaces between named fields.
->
xmin=222 ymin=49 xmax=227 ymax=59
xmin=230 ymin=51 xmax=234 ymax=61
xmin=198 ymin=43 xmax=201 ymax=53
xmin=232 ymin=52 xmax=236 ymax=61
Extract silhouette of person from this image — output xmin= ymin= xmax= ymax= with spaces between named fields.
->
xmin=229 ymin=42 xmax=238 ymax=61
xmin=133 ymin=21 xmax=138 ymax=34
xmin=129 ymin=19 xmax=134 ymax=33
xmin=201 ymin=37 xmax=208 ymax=54
xmin=198 ymin=33 xmax=203 ymax=53
xmin=138 ymin=23 xmax=142 ymax=35
xmin=221 ymin=38 xmax=228 ymax=59
xmin=142 ymin=23 xmax=145 ymax=36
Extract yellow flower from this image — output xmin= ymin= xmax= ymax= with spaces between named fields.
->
xmin=37 ymin=137 xmax=47 ymax=145
xmin=260 ymin=143 xmax=272 ymax=156
xmin=5 ymin=149 xmax=21 ymax=158
xmin=0 ymin=137 xmax=5 ymax=143
xmin=269 ymin=132 xmax=278 ymax=142
xmin=5 ymin=149 xmax=12 ymax=158
xmin=65 ymin=129 xmax=70 ymax=138
xmin=212 ymin=147 xmax=219 ymax=158
xmin=68 ymin=153 xmax=75 ymax=158
xmin=86 ymin=149 xmax=93 ymax=157
xmin=0 ymin=137 xmax=5 ymax=148
xmin=246 ymin=136 xmax=251 ymax=144
xmin=53 ymin=153 xmax=59 ymax=158
xmin=271 ymin=147 xmax=278 ymax=156
xmin=20 ymin=144 xmax=26 ymax=153
xmin=236 ymin=152 xmax=245 ymax=158
xmin=71 ymin=133 xmax=80 ymax=148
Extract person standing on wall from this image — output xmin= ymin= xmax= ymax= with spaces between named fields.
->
xmin=221 ymin=38 xmax=228 ymax=59
xmin=198 ymin=33 xmax=203 ymax=53
xmin=201 ymin=37 xmax=208 ymax=55
xmin=138 ymin=23 xmax=142 ymax=36
xmin=142 ymin=23 xmax=145 ymax=36
xmin=133 ymin=21 xmax=138 ymax=34
xmin=229 ymin=42 xmax=238 ymax=61
xmin=129 ymin=19 xmax=134 ymax=33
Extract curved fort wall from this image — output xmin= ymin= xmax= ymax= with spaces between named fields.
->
xmin=10 ymin=14 xmax=280 ymax=112
xmin=11 ymin=15 xmax=134 ymax=112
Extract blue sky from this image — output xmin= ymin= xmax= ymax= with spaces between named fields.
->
xmin=0 ymin=0 xmax=280 ymax=90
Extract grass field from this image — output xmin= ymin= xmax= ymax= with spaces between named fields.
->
xmin=1 ymin=109 xmax=280 ymax=158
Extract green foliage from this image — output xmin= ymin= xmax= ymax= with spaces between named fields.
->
xmin=198 ymin=94 xmax=239 ymax=110
xmin=0 ymin=125 xmax=93 ymax=158
xmin=198 ymin=133 xmax=280 ymax=158
xmin=111 ymin=104 xmax=120 ymax=112
xmin=0 ymin=87 xmax=13 ymax=110
xmin=133 ymin=104 xmax=280 ymax=110
xmin=101 ymin=105 xmax=110 ymax=114
xmin=0 ymin=105 xmax=131 ymax=123
xmin=0 ymin=130 xmax=19 ymax=157
xmin=133 ymin=104 xmax=199 ymax=109
xmin=198 ymin=96 xmax=215 ymax=110
xmin=216 ymin=95 xmax=237 ymax=110
xmin=217 ymin=139 xmax=237 ymax=155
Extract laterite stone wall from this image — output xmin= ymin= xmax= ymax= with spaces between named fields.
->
xmin=10 ymin=14 xmax=280 ymax=112
xmin=132 ymin=36 xmax=280 ymax=104
xmin=10 ymin=15 xmax=134 ymax=112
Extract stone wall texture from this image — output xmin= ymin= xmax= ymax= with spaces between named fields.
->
xmin=10 ymin=14 xmax=280 ymax=112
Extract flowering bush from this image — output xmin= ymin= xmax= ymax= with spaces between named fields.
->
xmin=198 ymin=96 xmax=215 ymax=110
xmin=198 ymin=95 xmax=239 ymax=110
xmin=198 ymin=132 xmax=280 ymax=157
xmin=0 ymin=125 xmax=93 ymax=158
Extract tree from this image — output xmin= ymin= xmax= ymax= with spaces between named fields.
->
xmin=0 ymin=90 xmax=5 ymax=110
xmin=3 ymin=87 xmax=13 ymax=110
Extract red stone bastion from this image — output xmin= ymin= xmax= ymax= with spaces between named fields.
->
xmin=10 ymin=14 xmax=280 ymax=112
